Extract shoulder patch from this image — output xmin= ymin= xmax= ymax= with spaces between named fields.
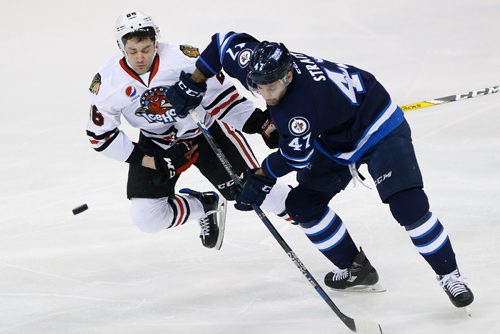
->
xmin=180 ymin=45 xmax=200 ymax=58
xmin=89 ymin=73 xmax=101 ymax=95
xmin=238 ymin=49 xmax=252 ymax=68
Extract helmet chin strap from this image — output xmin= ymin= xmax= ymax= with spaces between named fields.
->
xmin=153 ymin=41 xmax=158 ymax=60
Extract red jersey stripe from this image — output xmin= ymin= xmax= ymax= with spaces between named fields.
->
xmin=209 ymin=93 xmax=240 ymax=116
xmin=222 ymin=123 xmax=259 ymax=169
xmin=174 ymin=195 xmax=186 ymax=227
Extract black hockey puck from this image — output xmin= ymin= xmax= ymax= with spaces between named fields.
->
xmin=72 ymin=204 xmax=88 ymax=215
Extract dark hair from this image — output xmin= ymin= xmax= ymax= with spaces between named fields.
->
xmin=122 ymin=27 xmax=156 ymax=46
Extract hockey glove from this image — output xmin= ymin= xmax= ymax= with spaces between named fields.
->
xmin=154 ymin=141 xmax=199 ymax=180
xmin=234 ymin=169 xmax=277 ymax=211
xmin=242 ymin=108 xmax=279 ymax=149
xmin=166 ymin=71 xmax=207 ymax=118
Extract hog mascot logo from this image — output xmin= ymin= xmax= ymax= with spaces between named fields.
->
xmin=135 ymin=86 xmax=179 ymax=124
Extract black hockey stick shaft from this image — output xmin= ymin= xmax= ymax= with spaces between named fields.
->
xmin=189 ymin=110 xmax=381 ymax=333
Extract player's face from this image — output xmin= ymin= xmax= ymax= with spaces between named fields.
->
xmin=124 ymin=38 xmax=156 ymax=74
xmin=255 ymin=71 xmax=292 ymax=106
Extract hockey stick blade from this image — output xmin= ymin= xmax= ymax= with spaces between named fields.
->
xmin=286 ymin=249 xmax=383 ymax=332
xmin=354 ymin=320 xmax=383 ymax=333
xmin=401 ymin=85 xmax=499 ymax=112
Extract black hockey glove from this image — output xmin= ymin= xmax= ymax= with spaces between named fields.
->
xmin=234 ymin=169 xmax=276 ymax=211
xmin=153 ymin=142 xmax=199 ymax=181
xmin=242 ymin=108 xmax=279 ymax=149
xmin=166 ymin=71 xmax=207 ymax=118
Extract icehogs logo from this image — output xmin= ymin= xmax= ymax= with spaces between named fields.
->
xmin=135 ymin=86 xmax=178 ymax=124
xmin=288 ymin=117 xmax=310 ymax=136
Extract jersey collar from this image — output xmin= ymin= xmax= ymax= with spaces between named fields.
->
xmin=119 ymin=54 xmax=160 ymax=87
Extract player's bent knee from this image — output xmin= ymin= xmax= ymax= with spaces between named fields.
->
xmin=387 ymin=187 xmax=430 ymax=226
xmin=285 ymin=186 xmax=334 ymax=224
xmin=130 ymin=197 xmax=172 ymax=233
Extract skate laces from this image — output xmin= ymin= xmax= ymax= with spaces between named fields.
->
xmin=438 ymin=269 xmax=469 ymax=297
xmin=330 ymin=268 xmax=349 ymax=281
xmin=199 ymin=216 xmax=211 ymax=236
xmin=199 ymin=208 xmax=220 ymax=237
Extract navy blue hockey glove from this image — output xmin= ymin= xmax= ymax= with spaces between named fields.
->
xmin=234 ymin=169 xmax=277 ymax=211
xmin=153 ymin=142 xmax=199 ymax=184
xmin=166 ymin=71 xmax=207 ymax=118
xmin=242 ymin=108 xmax=279 ymax=149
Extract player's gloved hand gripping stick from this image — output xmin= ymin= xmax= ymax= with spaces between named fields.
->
xmin=165 ymin=71 xmax=207 ymax=118
xmin=234 ymin=169 xmax=276 ymax=211
xmin=187 ymin=108 xmax=383 ymax=334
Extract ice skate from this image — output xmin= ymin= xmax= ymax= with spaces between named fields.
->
xmin=324 ymin=248 xmax=385 ymax=293
xmin=180 ymin=188 xmax=227 ymax=250
xmin=437 ymin=269 xmax=474 ymax=309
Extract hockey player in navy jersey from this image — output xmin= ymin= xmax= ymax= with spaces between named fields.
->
xmin=87 ymin=16 xmax=293 ymax=251
xmin=165 ymin=31 xmax=474 ymax=308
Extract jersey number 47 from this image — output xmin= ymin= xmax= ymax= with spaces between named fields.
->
xmin=323 ymin=63 xmax=365 ymax=106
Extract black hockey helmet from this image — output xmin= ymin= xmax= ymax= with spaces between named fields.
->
xmin=248 ymin=41 xmax=292 ymax=85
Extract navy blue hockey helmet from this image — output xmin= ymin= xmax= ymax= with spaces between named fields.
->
xmin=248 ymin=41 xmax=292 ymax=85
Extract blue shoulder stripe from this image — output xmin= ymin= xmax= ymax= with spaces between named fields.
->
xmin=218 ymin=32 xmax=241 ymax=64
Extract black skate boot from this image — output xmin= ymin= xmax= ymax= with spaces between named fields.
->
xmin=437 ymin=269 xmax=474 ymax=308
xmin=180 ymin=188 xmax=227 ymax=250
xmin=324 ymin=248 xmax=381 ymax=292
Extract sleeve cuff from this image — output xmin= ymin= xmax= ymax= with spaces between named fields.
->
xmin=262 ymin=152 xmax=295 ymax=179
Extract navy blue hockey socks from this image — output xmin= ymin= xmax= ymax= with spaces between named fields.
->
xmin=405 ymin=211 xmax=457 ymax=275
xmin=300 ymin=208 xmax=358 ymax=269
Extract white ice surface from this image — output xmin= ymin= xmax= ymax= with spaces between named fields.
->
xmin=1 ymin=1 xmax=499 ymax=333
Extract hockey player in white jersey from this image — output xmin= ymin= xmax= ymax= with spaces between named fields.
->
xmin=87 ymin=11 xmax=291 ymax=250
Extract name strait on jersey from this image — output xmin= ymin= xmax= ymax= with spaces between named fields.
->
xmin=291 ymin=52 xmax=326 ymax=82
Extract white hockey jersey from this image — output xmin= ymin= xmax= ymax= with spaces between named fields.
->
xmin=87 ymin=42 xmax=254 ymax=162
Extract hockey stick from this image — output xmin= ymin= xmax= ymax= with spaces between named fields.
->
xmin=401 ymin=85 xmax=499 ymax=112
xmin=189 ymin=110 xmax=382 ymax=334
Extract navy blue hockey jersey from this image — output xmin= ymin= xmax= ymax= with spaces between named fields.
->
xmin=196 ymin=32 xmax=404 ymax=178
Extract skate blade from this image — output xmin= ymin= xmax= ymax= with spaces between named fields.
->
xmin=214 ymin=198 xmax=227 ymax=251
xmin=330 ymin=283 xmax=387 ymax=293
xmin=462 ymin=306 xmax=472 ymax=317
